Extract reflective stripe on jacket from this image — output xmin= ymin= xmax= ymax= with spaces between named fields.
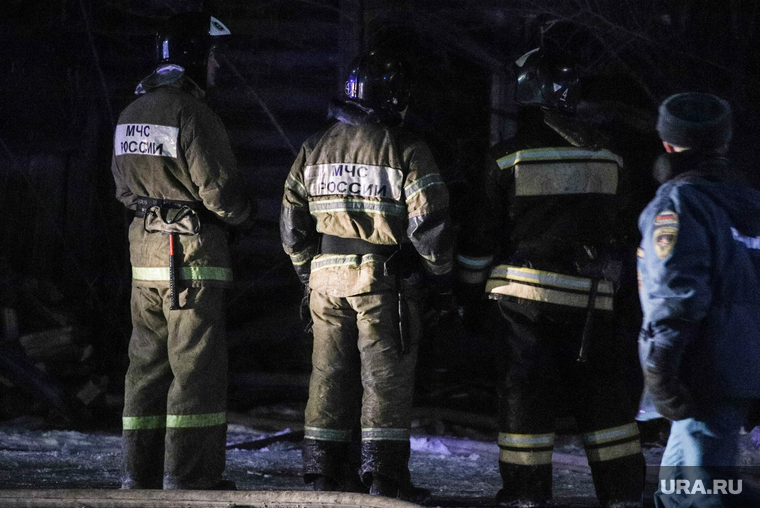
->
xmin=486 ymin=264 xmax=614 ymax=310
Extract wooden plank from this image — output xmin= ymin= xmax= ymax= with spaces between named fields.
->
xmin=0 ymin=489 xmax=424 ymax=508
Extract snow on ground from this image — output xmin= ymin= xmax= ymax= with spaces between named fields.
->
xmin=1 ymin=411 xmax=758 ymax=507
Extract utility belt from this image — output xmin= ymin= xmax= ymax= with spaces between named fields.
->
xmin=319 ymin=234 xmax=398 ymax=257
xmin=135 ymin=196 xmax=224 ymax=235
xmin=134 ymin=196 xmax=204 ymax=218
xmin=134 ymin=196 xmax=209 ymax=311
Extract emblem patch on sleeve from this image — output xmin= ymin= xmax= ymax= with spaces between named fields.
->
xmin=653 ymin=210 xmax=679 ymax=259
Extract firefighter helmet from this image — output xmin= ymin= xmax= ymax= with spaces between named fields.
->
xmin=513 ymin=20 xmax=598 ymax=115
xmin=513 ymin=47 xmax=580 ymax=115
xmin=155 ymin=12 xmax=231 ymax=86
xmin=344 ymin=49 xmax=410 ymax=112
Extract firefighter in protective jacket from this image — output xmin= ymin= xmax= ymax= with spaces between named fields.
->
xmin=111 ymin=12 xmax=254 ymax=490
xmin=456 ymin=23 xmax=647 ymax=508
xmin=280 ymin=49 xmax=453 ymax=501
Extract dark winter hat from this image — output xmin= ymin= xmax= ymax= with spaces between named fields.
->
xmin=656 ymin=93 xmax=732 ymax=150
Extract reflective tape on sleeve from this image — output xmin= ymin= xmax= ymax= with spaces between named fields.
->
xmin=285 ymin=172 xmax=308 ymax=199
xmin=404 ymin=173 xmax=446 ymax=201
xmin=456 ymin=254 xmax=493 ymax=284
xmin=457 ymin=254 xmax=494 ymax=270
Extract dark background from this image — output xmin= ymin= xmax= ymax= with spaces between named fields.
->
xmin=1 ymin=0 xmax=759 ymax=428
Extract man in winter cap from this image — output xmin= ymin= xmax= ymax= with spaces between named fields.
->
xmin=638 ymin=92 xmax=760 ymax=507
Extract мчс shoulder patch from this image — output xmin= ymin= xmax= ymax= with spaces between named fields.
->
xmin=653 ymin=210 xmax=679 ymax=259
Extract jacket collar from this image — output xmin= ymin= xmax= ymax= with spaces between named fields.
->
xmin=134 ymin=64 xmax=205 ymax=99
xmin=653 ymin=151 xmax=736 ymax=184
xmin=327 ymin=97 xmax=402 ymax=127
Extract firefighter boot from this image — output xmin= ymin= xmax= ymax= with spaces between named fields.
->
xmin=588 ymin=453 xmax=645 ymax=508
xmin=303 ymin=438 xmax=365 ymax=492
xmin=361 ymin=440 xmax=430 ymax=503
xmin=121 ymin=428 xmax=165 ymax=489
xmin=496 ymin=462 xmax=552 ymax=507
xmin=369 ymin=474 xmax=431 ymax=503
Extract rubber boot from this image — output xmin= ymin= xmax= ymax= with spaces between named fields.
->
xmin=496 ymin=462 xmax=552 ymax=507
xmin=589 ymin=453 xmax=645 ymax=508
xmin=361 ymin=440 xmax=430 ymax=503
xmin=303 ymin=439 xmax=365 ymax=493
xmin=369 ymin=474 xmax=431 ymax=503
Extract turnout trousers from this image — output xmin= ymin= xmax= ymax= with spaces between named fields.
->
xmin=122 ymin=285 xmax=228 ymax=490
xmin=487 ymin=298 xmax=645 ymax=507
xmin=302 ymin=287 xmax=421 ymax=490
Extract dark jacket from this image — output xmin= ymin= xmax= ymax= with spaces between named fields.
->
xmin=457 ymin=109 xmax=637 ymax=313
xmin=638 ymin=152 xmax=760 ymax=409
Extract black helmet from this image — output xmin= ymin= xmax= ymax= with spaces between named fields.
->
xmin=344 ymin=49 xmax=410 ymax=112
xmin=513 ymin=20 xmax=599 ymax=115
xmin=155 ymin=12 xmax=231 ymax=83
xmin=513 ymin=47 xmax=580 ymax=114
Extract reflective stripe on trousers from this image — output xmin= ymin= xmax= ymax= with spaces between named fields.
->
xmin=581 ymin=422 xmax=642 ymax=462
xmin=498 ymin=432 xmax=555 ymax=466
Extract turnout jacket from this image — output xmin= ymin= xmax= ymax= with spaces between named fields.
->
xmin=111 ymin=66 xmax=253 ymax=288
xmin=457 ymin=110 xmax=629 ymax=312
xmin=281 ymin=98 xmax=453 ymax=297
xmin=638 ymin=152 xmax=760 ymax=403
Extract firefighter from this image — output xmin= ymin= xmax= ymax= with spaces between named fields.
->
xmin=280 ymin=48 xmax=454 ymax=501
xmin=456 ymin=21 xmax=648 ymax=508
xmin=111 ymin=12 xmax=255 ymax=490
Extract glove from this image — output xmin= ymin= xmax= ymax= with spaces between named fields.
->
xmin=227 ymin=210 xmax=256 ymax=249
xmin=294 ymin=264 xmax=311 ymax=287
xmin=643 ymin=344 xmax=698 ymax=421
